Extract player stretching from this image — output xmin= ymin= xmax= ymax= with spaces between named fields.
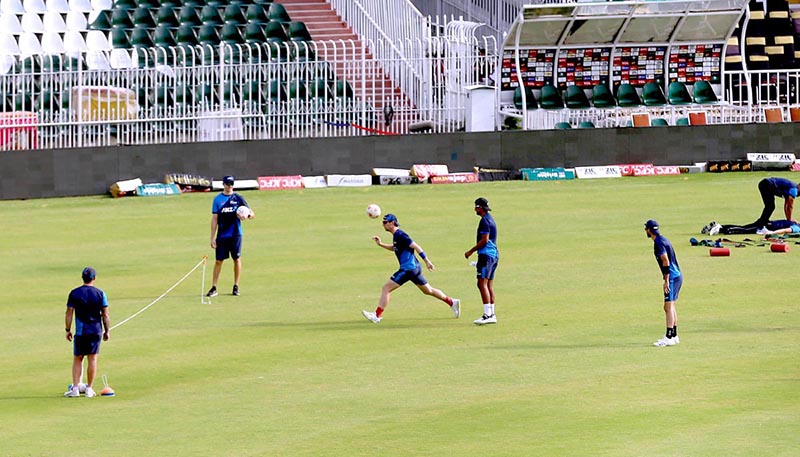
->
xmin=644 ymin=220 xmax=682 ymax=347
xmin=362 ymin=213 xmax=460 ymax=323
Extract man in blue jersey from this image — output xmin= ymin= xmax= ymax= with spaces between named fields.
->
xmin=465 ymin=197 xmax=499 ymax=325
xmin=644 ymin=220 xmax=682 ymax=347
xmin=754 ymin=177 xmax=799 ymax=227
xmin=207 ymin=175 xmax=255 ymax=298
xmin=362 ymin=213 xmax=460 ymax=323
xmin=64 ymin=267 xmax=110 ymax=398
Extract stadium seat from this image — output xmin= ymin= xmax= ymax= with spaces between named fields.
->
xmin=224 ymin=4 xmax=246 ymax=25
xmin=197 ymin=24 xmax=220 ymax=45
xmin=153 ymin=25 xmax=176 ymax=48
xmin=19 ymin=32 xmax=43 ymax=56
xmin=66 ymin=10 xmax=88 ymax=31
xmin=667 ymin=81 xmax=693 ymax=105
xmin=1 ymin=0 xmax=24 ymax=14
xmin=616 ymin=84 xmax=642 ymax=107
xmin=130 ymin=26 xmax=154 ymax=49
xmin=284 ymin=79 xmax=307 ymax=102
xmin=308 ymin=78 xmax=333 ymax=101
xmin=564 ymin=85 xmax=591 ymax=109
xmin=764 ymin=106 xmax=784 ymax=122
xmin=63 ymin=30 xmax=88 ymax=54
xmin=789 ymin=106 xmax=800 ymax=122
xmin=264 ymin=20 xmax=288 ymax=42
xmin=41 ymin=31 xmax=66 ymax=53
xmin=650 ymin=117 xmax=669 ymax=126
xmin=578 ymin=121 xmax=595 ymax=128
xmin=675 ymin=117 xmax=690 ymax=126
xmin=642 ymin=82 xmax=667 ymax=106
xmin=13 ymin=92 xmax=36 ymax=111
xmin=631 ymin=112 xmax=650 ymax=127
xmin=111 ymin=27 xmax=131 ymax=48
xmin=43 ymin=10 xmax=67 ymax=32
xmin=242 ymin=80 xmax=266 ymax=105
xmin=692 ymin=80 xmax=718 ymax=104
xmin=21 ymin=11 xmax=45 ymax=33
xmin=111 ymin=8 xmax=133 ymax=29
xmin=288 ymin=21 xmax=312 ymax=42
xmin=156 ymin=5 xmax=179 ymax=28
xmin=23 ymin=0 xmax=46 ymax=14
xmin=151 ymin=83 xmax=174 ymax=106
xmin=86 ymin=29 xmax=111 ymax=50
xmin=554 ymin=122 xmax=571 ymax=129
xmin=45 ymin=0 xmax=68 ymax=13
xmin=688 ymin=111 xmax=707 ymax=125
xmin=220 ymin=23 xmax=244 ymax=44
xmin=136 ymin=0 xmax=158 ymax=9
xmin=178 ymin=6 xmax=202 ymax=27
xmin=0 ymin=12 xmax=22 ymax=34
xmin=176 ymin=24 xmax=198 ymax=46
xmin=513 ymin=85 xmax=536 ymax=110
xmin=267 ymin=79 xmax=286 ymax=103
xmin=132 ymin=7 xmax=156 ymax=28
xmin=245 ymin=4 xmax=269 ymax=23
xmin=539 ymin=84 xmax=564 ymax=109
xmin=244 ymin=22 xmax=267 ymax=43
xmin=591 ymin=84 xmax=616 ymax=108
xmin=267 ymin=2 xmax=290 ymax=22
xmin=333 ymin=79 xmax=354 ymax=101
xmin=68 ymin=0 xmax=91 ymax=12
xmin=88 ymin=10 xmax=112 ymax=31
xmin=112 ymin=0 xmax=136 ymax=9
xmin=0 ymin=32 xmax=20 ymax=55
xmin=90 ymin=0 xmax=111 ymax=8
xmin=200 ymin=4 xmax=223 ymax=26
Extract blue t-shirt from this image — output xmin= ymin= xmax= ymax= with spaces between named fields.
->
xmin=653 ymin=235 xmax=681 ymax=279
xmin=766 ymin=177 xmax=799 ymax=198
xmin=768 ymin=220 xmax=800 ymax=233
xmin=476 ymin=213 xmax=499 ymax=258
xmin=212 ymin=192 xmax=249 ymax=239
xmin=392 ymin=229 xmax=419 ymax=271
xmin=67 ymin=285 xmax=108 ymax=336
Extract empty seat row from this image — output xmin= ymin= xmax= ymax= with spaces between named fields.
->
xmin=90 ymin=3 xmax=288 ymax=31
xmin=109 ymin=0 xmax=274 ymax=9
xmin=0 ymin=0 xmax=92 ymax=14
xmin=1 ymin=10 xmax=89 ymax=33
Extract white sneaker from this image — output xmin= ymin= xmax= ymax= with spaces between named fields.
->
xmin=756 ymin=227 xmax=768 ymax=235
xmin=85 ymin=387 xmax=96 ymax=398
xmin=64 ymin=387 xmax=79 ymax=397
xmin=362 ymin=310 xmax=381 ymax=323
xmin=653 ymin=337 xmax=677 ymax=347
xmin=701 ymin=221 xmax=716 ymax=234
xmin=451 ymin=299 xmax=460 ymax=318
xmin=672 ymin=336 xmax=680 ymax=345
xmin=709 ymin=223 xmax=722 ymax=236
xmin=473 ymin=314 xmax=497 ymax=325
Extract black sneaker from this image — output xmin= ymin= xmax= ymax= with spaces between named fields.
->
xmin=232 ymin=285 xmax=240 ymax=296
xmin=206 ymin=286 xmax=218 ymax=298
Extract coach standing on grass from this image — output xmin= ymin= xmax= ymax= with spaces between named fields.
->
xmin=644 ymin=220 xmax=682 ymax=347
xmin=64 ymin=267 xmax=110 ymax=398
xmin=753 ymin=177 xmax=799 ymax=228
xmin=207 ymin=175 xmax=254 ymax=298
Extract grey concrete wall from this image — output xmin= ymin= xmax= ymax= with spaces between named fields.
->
xmin=1 ymin=123 xmax=798 ymax=200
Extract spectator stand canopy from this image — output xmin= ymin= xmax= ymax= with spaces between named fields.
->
xmin=498 ymin=0 xmax=748 ymax=130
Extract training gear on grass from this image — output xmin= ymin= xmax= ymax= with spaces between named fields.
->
xmin=709 ymin=247 xmax=730 ymax=256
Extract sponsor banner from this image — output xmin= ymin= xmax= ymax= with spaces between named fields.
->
xmin=136 ymin=183 xmax=181 ymax=197
xmin=618 ymin=163 xmax=653 ymax=176
xmin=411 ymin=164 xmax=449 ymax=179
xmin=378 ymin=176 xmax=424 ymax=185
xmin=429 ymin=173 xmax=480 ymax=184
xmin=258 ymin=175 xmax=304 ymax=190
xmin=326 ymin=174 xmax=372 ymax=187
xmin=302 ymin=176 xmax=328 ymax=188
xmin=165 ymin=173 xmax=212 ymax=192
xmin=706 ymin=160 xmax=752 ymax=173
xmin=372 ymin=168 xmax=410 ymax=177
xmin=678 ymin=165 xmax=705 ymax=174
xmin=747 ymin=153 xmax=796 ymax=170
xmin=212 ymin=179 xmax=260 ymax=190
xmin=109 ymin=177 xmax=143 ymax=198
xmin=631 ymin=165 xmax=656 ymax=177
xmin=521 ymin=167 xmax=575 ymax=181
xmin=653 ymin=166 xmax=680 ymax=175
xmin=575 ymin=166 xmax=622 ymax=179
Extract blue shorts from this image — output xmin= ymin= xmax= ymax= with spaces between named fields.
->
xmin=390 ymin=266 xmax=428 ymax=286
xmin=216 ymin=236 xmax=242 ymax=261
xmin=664 ymin=275 xmax=683 ymax=302
xmin=73 ymin=334 xmax=102 ymax=356
xmin=476 ymin=254 xmax=499 ymax=280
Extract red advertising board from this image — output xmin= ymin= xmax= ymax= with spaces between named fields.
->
xmin=429 ymin=173 xmax=480 ymax=184
xmin=618 ymin=163 xmax=653 ymax=176
xmin=258 ymin=175 xmax=304 ymax=190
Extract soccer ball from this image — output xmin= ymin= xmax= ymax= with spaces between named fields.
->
xmin=236 ymin=206 xmax=252 ymax=220
xmin=366 ymin=204 xmax=381 ymax=219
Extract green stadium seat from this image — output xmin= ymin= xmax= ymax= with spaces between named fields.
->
xmin=220 ymin=23 xmax=244 ymax=44
xmin=650 ymin=117 xmax=669 ymax=126
xmin=616 ymin=84 xmax=642 ymax=107
xmin=642 ymin=82 xmax=667 ymax=106
xmin=675 ymin=117 xmax=690 ymax=126
xmin=111 ymin=9 xmax=134 ymax=29
xmin=132 ymin=7 xmax=156 ymax=28
xmin=130 ymin=27 xmax=155 ymax=49
xmin=539 ymin=84 xmax=564 ymax=109
xmin=244 ymin=22 xmax=267 ymax=43
xmin=513 ymin=86 xmax=536 ymax=110
xmin=136 ymin=0 xmax=159 ymax=9
xmin=201 ymin=5 xmax=223 ymax=26
xmin=176 ymin=24 xmax=199 ymax=46
xmin=267 ymin=3 xmax=291 ymax=22
xmin=179 ymin=6 xmax=202 ymax=27
xmin=224 ymin=4 xmax=247 ymax=25
xmin=288 ymin=21 xmax=312 ymax=42
xmin=564 ymin=85 xmax=590 ymax=109
xmin=264 ymin=20 xmax=288 ymax=42
xmin=578 ymin=121 xmax=595 ymax=128
xmin=198 ymin=24 xmax=221 ymax=45
xmin=308 ymin=78 xmax=333 ymax=100
xmin=242 ymin=80 xmax=266 ymax=105
xmin=692 ymin=80 xmax=719 ymax=104
xmin=113 ymin=0 xmax=137 ymax=10
xmin=156 ymin=6 xmax=180 ymax=28
xmin=153 ymin=25 xmax=177 ymax=48
xmin=111 ymin=28 xmax=131 ymax=48
xmin=245 ymin=4 xmax=269 ymax=23
xmin=667 ymin=81 xmax=693 ymax=105
xmin=89 ymin=10 xmax=112 ymax=31
xmin=334 ymin=80 xmax=354 ymax=101
xmin=284 ymin=79 xmax=307 ymax=101
xmin=267 ymin=79 xmax=286 ymax=103
xmin=195 ymin=82 xmax=220 ymax=106
xmin=151 ymin=83 xmax=174 ymax=106
xmin=554 ymin=122 xmax=572 ymax=129
xmin=591 ymin=84 xmax=616 ymax=108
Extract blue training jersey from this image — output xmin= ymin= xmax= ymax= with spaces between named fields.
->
xmin=766 ymin=177 xmax=799 ymax=198
xmin=392 ymin=229 xmax=419 ymax=271
xmin=653 ymin=235 xmax=681 ymax=279
xmin=212 ymin=192 xmax=249 ymax=239
xmin=476 ymin=213 xmax=499 ymax=258
xmin=768 ymin=220 xmax=800 ymax=233
xmin=67 ymin=285 xmax=108 ymax=336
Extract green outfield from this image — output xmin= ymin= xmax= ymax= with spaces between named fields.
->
xmin=1 ymin=172 xmax=797 ymax=456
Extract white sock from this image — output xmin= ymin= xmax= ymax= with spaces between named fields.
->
xmin=490 ymin=303 xmax=495 ymax=316
xmin=483 ymin=303 xmax=492 ymax=316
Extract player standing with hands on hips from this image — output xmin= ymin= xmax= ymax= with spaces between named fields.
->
xmin=465 ymin=198 xmax=499 ymax=325
xmin=64 ymin=267 xmax=110 ymax=398
xmin=644 ymin=220 xmax=682 ymax=347
xmin=362 ymin=213 xmax=460 ymax=323
xmin=207 ymin=175 xmax=254 ymax=298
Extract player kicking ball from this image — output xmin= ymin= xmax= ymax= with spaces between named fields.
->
xmin=644 ymin=220 xmax=682 ymax=347
xmin=362 ymin=213 xmax=460 ymax=323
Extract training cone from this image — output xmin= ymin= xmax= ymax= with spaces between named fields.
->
xmin=710 ymin=247 xmax=730 ymax=256
xmin=770 ymin=243 xmax=790 ymax=253
xmin=100 ymin=386 xmax=115 ymax=396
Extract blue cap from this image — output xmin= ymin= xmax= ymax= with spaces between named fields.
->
xmin=222 ymin=175 xmax=235 ymax=185
xmin=82 ymin=267 xmax=96 ymax=282
xmin=644 ymin=219 xmax=660 ymax=232
xmin=382 ymin=213 xmax=399 ymax=225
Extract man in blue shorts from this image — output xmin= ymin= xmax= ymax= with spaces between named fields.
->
xmin=207 ymin=175 xmax=254 ymax=298
xmin=64 ymin=267 xmax=110 ymax=398
xmin=644 ymin=220 xmax=682 ymax=347
xmin=753 ymin=177 xmax=799 ymax=227
xmin=362 ymin=213 xmax=460 ymax=323
xmin=465 ymin=197 xmax=499 ymax=325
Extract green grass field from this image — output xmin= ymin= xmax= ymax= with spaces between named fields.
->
xmin=1 ymin=172 xmax=798 ymax=456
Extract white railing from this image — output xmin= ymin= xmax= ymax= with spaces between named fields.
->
xmin=723 ymin=70 xmax=800 ymax=107
xmin=418 ymin=0 xmax=527 ymax=40
xmin=0 ymin=37 xmax=497 ymax=151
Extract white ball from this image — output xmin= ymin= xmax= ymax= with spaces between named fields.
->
xmin=236 ymin=206 xmax=252 ymax=220
xmin=366 ymin=204 xmax=381 ymax=219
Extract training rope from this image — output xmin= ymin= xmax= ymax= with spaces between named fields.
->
xmin=110 ymin=256 xmax=207 ymax=331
